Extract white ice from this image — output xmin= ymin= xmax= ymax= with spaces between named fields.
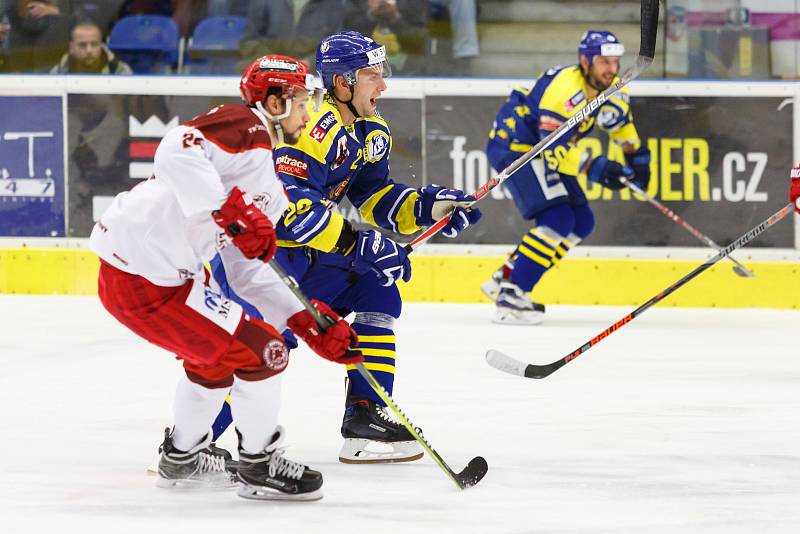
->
xmin=1 ymin=295 xmax=799 ymax=534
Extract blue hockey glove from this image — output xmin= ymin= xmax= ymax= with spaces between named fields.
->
xmin=625 ymin=146 xmax=651 ymax=190
xmin=414 ymin=184 xmax=482 ymax=238
xmin=587 ymin=156 xmax=633 ymax=190
xmin=352 ymin=230 xmax=412 ymax=287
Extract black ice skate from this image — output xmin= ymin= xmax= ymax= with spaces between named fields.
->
xmin=236 ymin=426 xmax=323 ymax=501
xmin=339 ymin=397 xmax=424 ymax=464
xmin=155 ymin=428 xmax=237 ymax=489
xmin=493 ymin=281 xmax=546 ymax=325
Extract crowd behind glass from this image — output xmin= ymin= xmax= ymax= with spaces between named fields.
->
xmin=0 ymin=0 xmax=797 ymax=79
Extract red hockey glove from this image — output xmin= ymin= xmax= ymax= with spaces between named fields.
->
xmin=790 ymin=163 xmax=800 ymax=214
xmin=287 ymin=300 xmax=363 ymax=365
xmin=212 ymin=186 xmax=277 ymax=262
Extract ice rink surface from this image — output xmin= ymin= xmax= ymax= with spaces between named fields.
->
xmin=1 ymin=295 xmax=799 ymax=534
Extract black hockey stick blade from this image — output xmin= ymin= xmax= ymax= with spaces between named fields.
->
xmin=639 ymin=0 xmax=660 ymax=60
xmin=486 ymin=203 xmax=794 ymax=380
xmin=456 ymin=456 xmax=489 ymax=489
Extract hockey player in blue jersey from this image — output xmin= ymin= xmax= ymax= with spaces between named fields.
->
xmin=212 ymin=31 xmax=481 ymax=463
xmin=480 ymin=30 xmax=651 ymax=325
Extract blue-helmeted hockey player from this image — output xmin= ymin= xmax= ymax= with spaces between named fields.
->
xmin=480 ymin=30 xmax=651 ymax=325
xmin=211 ymin=31 xmax=482 ymax=463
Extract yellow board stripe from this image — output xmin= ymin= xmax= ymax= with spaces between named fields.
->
xmin=517 ymin=245 xmax=552 ymax=268
xmin=522 ymin=235 xmax=557 ymax=258
xmin=356 ymin=335 xmax=396 ymax=343
xmin=346 ymin=363 xmax=396 ymax=374
xmin=358 ymin=348 xmax=396 ymax=358
xmin=4 ymin=249 xmax=799 ymax=309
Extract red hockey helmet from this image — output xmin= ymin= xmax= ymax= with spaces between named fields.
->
xmin=240 ymin=55 xmax=324 ymax=111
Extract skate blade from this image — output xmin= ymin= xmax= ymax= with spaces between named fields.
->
xmin=479 ymin=279 xmax=500 ymax=302
xmin=338 ymin=438 xmax=424 ymax=464
xmin=492 ymin=309 xmax=544 ymax=326
xmin=237 ymin=484 xmax=323 ymax=502
xmin=155 ymin=474 xmax=237 ymax=490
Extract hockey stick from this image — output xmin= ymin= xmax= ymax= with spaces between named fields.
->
xmin=267 ymin=258 xmax=488 ymax=490
xmin=485 ymin=202 xmax=794 ymax=379
xmin=404 ymin=0 xmax=661 ymax=252
xmin=620 ymin=176 xmax=755 ymax=278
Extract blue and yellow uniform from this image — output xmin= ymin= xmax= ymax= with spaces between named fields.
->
xmin=214 ymin=97 xmax=421 ymax=407
xmin=486 ymin=63 xmax=641 ymax=294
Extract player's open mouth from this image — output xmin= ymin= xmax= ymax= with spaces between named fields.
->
xmin=370 ymin=98 xmax=377 ymax=107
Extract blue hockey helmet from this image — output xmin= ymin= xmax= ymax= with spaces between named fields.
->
xmin=316 ymin=31 xmax=392 ymax=89
xmin=578 ymin=30 xmax=625 ymax=64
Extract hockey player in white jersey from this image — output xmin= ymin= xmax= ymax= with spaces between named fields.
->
xmin=90 ymin=55 xmax=362 ymax=501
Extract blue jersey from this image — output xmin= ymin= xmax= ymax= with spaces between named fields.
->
xmin=273 ymin=98 xmax=421 ymax=254
xmin=489 ymin=65 xmax=640 ymax=177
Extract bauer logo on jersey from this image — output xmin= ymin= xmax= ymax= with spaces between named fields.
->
xmin=565 ymin=91 xmax=586 ymax=112
xmin=364 ymin=130 xmax=390 ymax=162
xmin=263 ymin=339 xmax=289 ymax=371
xmin=185 ymin=283 xmax=241 ymax=335
xmin=276 ymin=154 xmax=309 ymax=179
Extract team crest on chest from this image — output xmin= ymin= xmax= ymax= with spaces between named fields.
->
xmin=364 ymin=130 xmax=390 ymax=163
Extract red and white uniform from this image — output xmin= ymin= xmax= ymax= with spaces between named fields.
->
xmin=91 ymin=104 xmax=302 ymax=385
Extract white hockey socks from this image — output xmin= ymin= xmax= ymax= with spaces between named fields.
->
xmin=171 ymin=374 xmax=230 ymax=452
xmin=230 ymin=374 xmax=282 ymax=455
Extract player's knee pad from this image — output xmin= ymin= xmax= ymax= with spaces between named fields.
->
xmin=571 ymin=203 xmax=595 ymax=240
xmin=535 ymin=203 xmax=576 ymax=239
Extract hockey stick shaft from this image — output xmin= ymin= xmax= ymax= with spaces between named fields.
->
xmin=406 ymin=0 xmax=660 ymax=252
xmin=267 ymin=259 xmax=485 ymax=489
xmin=500 ymin=203 xmax=793 ymax=379
xmin=620 ymin=176 xmax=755 ymax=277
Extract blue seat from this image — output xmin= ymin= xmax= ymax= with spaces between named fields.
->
xmin=185 ymin=16 xmax=247 ymax=74
xmin=109 ymin=15 xmax=180 ymax=74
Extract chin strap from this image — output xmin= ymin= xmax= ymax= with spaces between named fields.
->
xmin=255 ymin=99 xmax=292 ymax=145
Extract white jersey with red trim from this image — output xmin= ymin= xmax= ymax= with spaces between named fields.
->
xmin=90 ymin=103 xmax=302 ymax=327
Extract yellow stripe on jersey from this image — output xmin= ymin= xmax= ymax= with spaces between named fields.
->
xmin=359 ymin=184 xmax=394 ymax=227
xmin=557 ymin=144 xmax=583 ymax=176
xmin=610 ymin=122 xmax=641 ymax=149
xmin=394 ymin=191 xmax=421 ymax=235
xmin=510 ymin=142 xmax=533 ymax=153
xmin=538 ymin=66 xmax=585 ymax=118
xmin=282 ymin=101 xmax=343 ymax=164
xmin=304 ymin=211 xmax=345 ymax=252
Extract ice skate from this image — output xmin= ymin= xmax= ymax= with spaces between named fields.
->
xmin=493 ymin=281 xmax=546 ymax=325
xmin=155 ymin=428 xmax=237 ymax=489
xmin=479 ymin=267 xmax=505 ymax=302
xmin=339 ymin=398 xmax=423 ymax=464
xmin=236 ymin=426 xmax=323 ymax=501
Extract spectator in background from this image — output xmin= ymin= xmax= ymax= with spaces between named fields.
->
xmin=429 ymin=0 xmax=478 ymax=74
xmin=351 ymin=0 xmax=428 ymax=74
xmin=294 ymin=0 xmax=427 ymax=74
xmin=0 ymin=0 xmax=72 ymax=72
xmin=71 ymin=1 xmax=126 ymax=36
xmin=50 ymin=21 xmax=132 ymax=73
xmin=238 ymin=0 xmax=294 ymax=59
